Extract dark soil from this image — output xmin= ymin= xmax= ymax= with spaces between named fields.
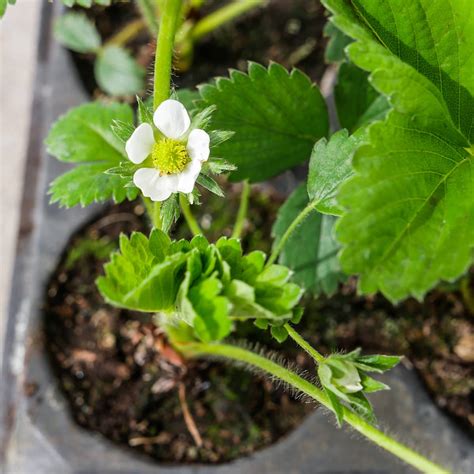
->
xmin=44 ymin=183 xmax=474 ymax=466
xmin=44 ymin=185 xmax=319 ymax=464
xmin=69 ymin=0 xmax=329 ymax=97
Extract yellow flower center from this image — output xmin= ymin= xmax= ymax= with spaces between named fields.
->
xmin=151 ymin=138 xmax=190 ymax=175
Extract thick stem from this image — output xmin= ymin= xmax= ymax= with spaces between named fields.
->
xmin=266 ymin=200 xmax=318 ymax=267
xmin=153 ymin=0 xmax=182 ymax=109
xmin=284 ymin=323 xmax=325 ymax=363
xmin=191 ymin=0 xmax=266 ymax=41
xmin=183 ymin=342 xmax=449 ymax=474
xmin=179 ymin=193 xmax=202 ymax=236
xmin=137 ymin=0 xmax=159 ymax=36
xmin=231 ymin=180 xmax=250 ymax=239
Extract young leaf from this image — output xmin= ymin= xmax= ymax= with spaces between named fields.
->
xmin=324 ymin=0 xmax=474 ymax=302
xmin=272 ymin=185 xmax=346 ymax=296
xmin=95 ymin=46 xmax=146 ymax=97
xmin=54 ymin=12 xmax=101 ymax=53
xmin=198 ymin=62 xmax=329 ymax=182
xmin=360 ymin=374 xmax=390 ymax=393
xmin=334 ymin=62 xmax=390 ymax=133
xmin=354 ymin=354 xmax=402 ymax=374
xmin=46 ymin=102 xmax=137 ymax=207
xmin=307 ymin=129 xmax=362 ymax=216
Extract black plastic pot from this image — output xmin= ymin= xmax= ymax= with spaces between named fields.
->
xmin=1 ymin=3 xmax=473 ymax=473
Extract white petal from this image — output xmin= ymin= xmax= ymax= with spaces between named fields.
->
xmin=125 ymin=123 xmax=155 ymax=164
xmin=153 ymin=99 xmax=191 ymax=139
xmin=133 ymin=168 xmax=179 ymax=202
xmin=187 ymin=129 xmax=210 ymax=163
xmin=177 ymin=160 xmax=202 ymax=194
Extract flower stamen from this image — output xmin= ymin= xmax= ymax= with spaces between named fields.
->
xmin=152 ymin=138 xmax=190 ymax=175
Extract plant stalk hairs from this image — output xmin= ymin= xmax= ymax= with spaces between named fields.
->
xmin=39 ymin=0 xmax=474 ymax=472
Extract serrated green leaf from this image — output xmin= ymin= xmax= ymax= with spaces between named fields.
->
xmin=54 ymin=12 xmax=101 ymax=53
xmin=334 ymin=62 xmax=390 ymax=133
xmin=95 ymin=46 xmax=146 ymax=96
xmin=97 ymin=231 xmax=187 ymax=312
xmin=307 ymin=129 xmax=361 ymax=216
xmin=198 ymin=62 xmax=329 ymax=182
xmin=324 ymin=0 xmax=474 ymax=302
xmin=50 ymin=163 xmax=139 ymax=208
xmin=98 ymin=232 xmax=303 ymax=341
xmin=272 ymin=185 xmax=345 ymax=296
xmin=46 ymin=102 xmax=136 ymax=207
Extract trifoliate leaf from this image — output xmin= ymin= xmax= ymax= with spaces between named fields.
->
xmin=198 ymin=62 xmax=329 ymax=182
xmin=334 ymin=62 xmax=390 ymax=133
xmin=272 ymin=185 xmax=345 ymax=296
xmin=307 ymin=129 xmax=362 ymax=216
xmin=54 ymin=12 xmax=101 ymax=53
xmin=324 ymin=0 xmax=474 ymax=302
xmin=97 ymin=231 xmax=303 ymax=342
xmin=95 ymin=46 xmax=146 ymax=97
xmin=46 ymin=102 xmax=137 ymax=207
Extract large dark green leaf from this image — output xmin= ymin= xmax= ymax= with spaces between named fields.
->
xmin=198 ymin=62 xmax=329 ymax=182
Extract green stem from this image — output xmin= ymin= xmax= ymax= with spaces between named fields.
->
xmin=143 ymin=197 xmax=162 ymax=229
xmin=179 ymin=193 xmax=202 ymax=236
xmin=137 ymin=0 xmax=159 ymax=36
xmin=153 ymin=0 xmax=182 ymax=109
xmin=183 ymin=342 xmax=449 ymax=474
xmin=231 ymin=180 xmax=250 ymax=239
xmin=266 ymin=200 xmax=318 ymax=267
xmin=284 ymin=323 xmax=325 ymax=363
xmin=190 ymin=0 xmax=266 ymax=41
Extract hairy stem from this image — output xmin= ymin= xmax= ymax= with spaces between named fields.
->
xmin=182 ymin=342 xmax=449 ymax=474
xmin=284 ymin=323 xmax=325 ymax=363
xmin=191 ymin=0 xmax=266 ymax=41
xmin=231 ymin=180 xmax=250 ymax=239
xmin=266 ymin=200 xmax=318 ymax=267
xmin=104 ymin=18 xmax=146 ymax=47
xmin=179 ymin=193 xmax=202 ymax=236
xmin=153 ymin=0 xmax=182 ymax=109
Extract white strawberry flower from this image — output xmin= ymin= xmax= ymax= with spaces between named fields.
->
xmin=125 ymin=99 xmax=210 ymax=202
